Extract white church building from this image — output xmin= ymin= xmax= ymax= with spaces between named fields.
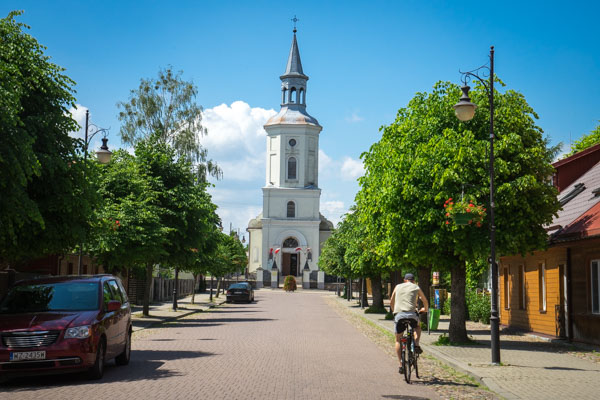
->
xmin=247 ymin=28 xmax=333 ymax=289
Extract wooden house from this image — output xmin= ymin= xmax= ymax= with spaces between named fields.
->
xmin=499 ymin=144 xmax=600 ymax=345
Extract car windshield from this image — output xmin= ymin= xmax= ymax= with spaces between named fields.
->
xmin=229 ymin=284 xmax=248 ymax=289
xmin=0 ymin=282 xmax=100 ymax=314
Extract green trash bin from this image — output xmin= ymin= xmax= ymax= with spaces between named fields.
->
xmin=428 ymin=309 xmax=441 ymax=330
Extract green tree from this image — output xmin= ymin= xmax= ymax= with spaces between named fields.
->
xmin=0 ymin=11 xmax=94 ymax=265
xmin=565 ymin=122 xmax=600 ymax=157
xmin=358 ymin=80 xmax=560 ymax=342
xmin=117 ymin=67 xmax=221 ymax=181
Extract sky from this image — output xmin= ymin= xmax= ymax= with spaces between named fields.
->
xmin=3 ymin=1 xmax=600 ymax=241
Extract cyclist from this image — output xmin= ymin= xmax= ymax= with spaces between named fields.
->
xmin=390 ymin=273 xmax=429 ymax=374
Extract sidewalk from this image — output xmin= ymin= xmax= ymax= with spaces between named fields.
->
xmin=130 ymin=291 xmax=227 ymax=332
xmin=334 ymin=295 xmax=600 ymax=400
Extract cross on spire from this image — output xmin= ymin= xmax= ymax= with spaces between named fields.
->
xmin=291 ymin=15 xmax=299 ymax=33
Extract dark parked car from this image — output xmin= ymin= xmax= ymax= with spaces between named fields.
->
xmin=0 ymin=275 xmax=131 ymax=380
xmin=226 ymin=282 xmax=254 ymax=303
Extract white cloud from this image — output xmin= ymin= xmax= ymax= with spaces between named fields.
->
xmin=321 ymin=200 xmax=346 ymax=226
xmin=68 ymin=104 xmax=88 ymax=140
xmin=203 ymin=101 xmax=276 ymax=182
xmin=341 ymin=157 xmax=364 ymax=181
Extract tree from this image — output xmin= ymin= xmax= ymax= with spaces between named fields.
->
xmin=90 ymin=133 xmax=221 ymax=315
xmin=358 ymin=80 xmax=560 ymax=342
xmin=117 ymin=67 xmax=221 ymax=181
xmin=0 ymin=11 xmax=94 ymax=265
xmin=565 ymin=122 xmax=600 ymax=157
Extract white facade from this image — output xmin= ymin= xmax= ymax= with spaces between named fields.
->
xmin=247 ymin=29 xmax=332 ymax=287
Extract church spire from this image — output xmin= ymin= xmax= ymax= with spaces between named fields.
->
xmin=280 ymin=24 xmax=308 ymax=107
xmin=282 ymin=31 xmax=306 ymax=78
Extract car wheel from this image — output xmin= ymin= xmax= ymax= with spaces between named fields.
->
xmin=87 ymin=339 xmax=105 ymax=380
xmin=115 ymin=330 xmax=131 ymax=366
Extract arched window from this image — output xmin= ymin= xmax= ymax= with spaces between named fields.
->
xmin=282 ymin=88 xmax=287 ymax=104
xmin=286 ymin=201 xmax=295 ymax=218
xmin=287 ymin=157 xmax=297 ymax=180
xmin=299 ymin=88 xmax=305 ymax=104
xmin=283 ymin=237 xmax=298 ymax=247
xmin=290 ymin=87 xmax=297 ymax=103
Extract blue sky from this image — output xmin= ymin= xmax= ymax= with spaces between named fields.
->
xmin=3 ymin=1 xmax=600 ymax=238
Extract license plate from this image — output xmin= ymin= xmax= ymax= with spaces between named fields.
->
xmin=234 ymin=291 xmax=243 ymax=294
xmin=10 ymin=351 xmax=46 ymax=361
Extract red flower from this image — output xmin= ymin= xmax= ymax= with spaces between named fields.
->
xmin=476 ymin=222 xmax=482 ymax=227
xmin=445 ymin=212 xmax=450 ymax=217
xmin=445 ymin=221 xmax=450 ymax=225
xmin=115 ymin=220 xmax=120 ymax=225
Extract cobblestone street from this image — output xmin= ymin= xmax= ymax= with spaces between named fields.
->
xmin=1 ymin=290 xmax=439 ymax=399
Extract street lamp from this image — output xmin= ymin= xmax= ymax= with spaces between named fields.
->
xmin=77 ymin=109 xmax=112 ymax=275
xmin=453 ymin=46 xmax=500 ymax=365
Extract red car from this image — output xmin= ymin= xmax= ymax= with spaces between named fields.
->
xmin=0 ymin=275 xmax=131 ymax=381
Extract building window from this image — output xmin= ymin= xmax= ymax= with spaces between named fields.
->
xmin=287 ymin=157 xmax=297 ymax=180
xmin=287 ymin=201 xmax=295 ymax=218
xmin=518 ymin=265 xmax=525 ymax=310
xmin=592 ymin=260 xmax=600 ymax=314
xmin=504 ymin=267 xmax=510 ymax=309
xmin=283 ymin=237 xmax=298 ymax=248
xmin=538 ymin=262 xmax=546 ymax=312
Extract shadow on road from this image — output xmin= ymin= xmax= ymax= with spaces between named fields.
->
xmin=0 ymin=349 xmax=216 ymax=391
xmin=381 ymin=395 xmax=431 ymax=399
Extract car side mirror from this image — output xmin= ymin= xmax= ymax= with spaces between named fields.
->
xmin=107 ymin=300 xmax=121 ymax=312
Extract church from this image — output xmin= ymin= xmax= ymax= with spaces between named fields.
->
xmin=247 ymin=28 xmax=333 ymax=289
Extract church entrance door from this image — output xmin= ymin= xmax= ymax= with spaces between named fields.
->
xmin=282 ymin=253 xmax=290 ymax=276
xmin=281 ymin=253 xmax=299 ymax=276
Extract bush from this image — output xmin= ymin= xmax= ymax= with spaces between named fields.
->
xmin=283 ymin=276 xmax=297 ymax=292
xmin=466 ymin=290 xmax=491 ymax=324
xmin=442 ymin=297 xmax=451 ymax=316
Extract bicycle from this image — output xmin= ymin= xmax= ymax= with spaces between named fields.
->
xmin=397 ymin=317 xmax=420 ymax=384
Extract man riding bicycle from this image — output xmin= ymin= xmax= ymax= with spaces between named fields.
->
xmin=390 ymin=273 xmax=429 ymax=374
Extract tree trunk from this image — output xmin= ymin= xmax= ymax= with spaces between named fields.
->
xmin=370 ymin=274 xmax=384 ymax=309
xmin=417 ymin=265 xmax=431 ymax=324
xmin=209 ymin=276 xmax=213 ymax=302
xmin=449 ymin=263 xmax=468 ymax=343
xmin=143 ymin=263 xmax=152 ymax=317
xmin=191 ymin=273 xmax=198 ymax=304
xmin=215 ymin=277 xmax=221 ymax=298
xmin=361 ymin=278 xmax=369 ymax=308
xmin=172 ymin=267 xmax=179 ymax=311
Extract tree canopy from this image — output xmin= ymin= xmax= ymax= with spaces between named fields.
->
xmin=355 ymin=80 xmax=560 ymax=341
xmin=565 ymin=122 xmax=600 ymax=157
xmin=117 ymin=67 xmax=221 ymax=181
xmin=0 ymin=11 xmax=93 ymax=265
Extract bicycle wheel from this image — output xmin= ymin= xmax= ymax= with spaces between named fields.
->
xmin=400 ymin=341 xmax=406 ymax=375
xmin=414 ymin=353 xmax=419 ymax=379
xmin=404 ymin=337 xmax=412 ymax=383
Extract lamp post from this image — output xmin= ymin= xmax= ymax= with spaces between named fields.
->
xmin=77 ymin=109 xmax=112 ymax=275
xmin=453 ymin=46 xmax=500 ymax=365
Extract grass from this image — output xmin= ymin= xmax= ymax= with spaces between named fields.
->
xmin=433 ymin=333 xmax=478 ymax=346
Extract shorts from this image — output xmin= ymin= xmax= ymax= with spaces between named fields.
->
xmin=394 ymin=312 xmax=419 ymax=334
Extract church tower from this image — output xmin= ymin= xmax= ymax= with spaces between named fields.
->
xmin=247 ymin=28 xmax=333 ymax=289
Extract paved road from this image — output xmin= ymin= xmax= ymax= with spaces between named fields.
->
xmin=1 ymin=290 xmax=439 ymax=399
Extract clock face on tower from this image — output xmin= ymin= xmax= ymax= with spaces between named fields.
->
xmin=289 ymin=138 xmax=296 ymax=147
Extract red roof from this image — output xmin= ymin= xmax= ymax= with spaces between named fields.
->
xmin=553 ymin=201 xmax=600 ymax=242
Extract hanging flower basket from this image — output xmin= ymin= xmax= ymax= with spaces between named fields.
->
xmin=444 ymin=198 xmax=486 ymax=227
xmin=453 ymin=212 xmax=473 ymax=225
